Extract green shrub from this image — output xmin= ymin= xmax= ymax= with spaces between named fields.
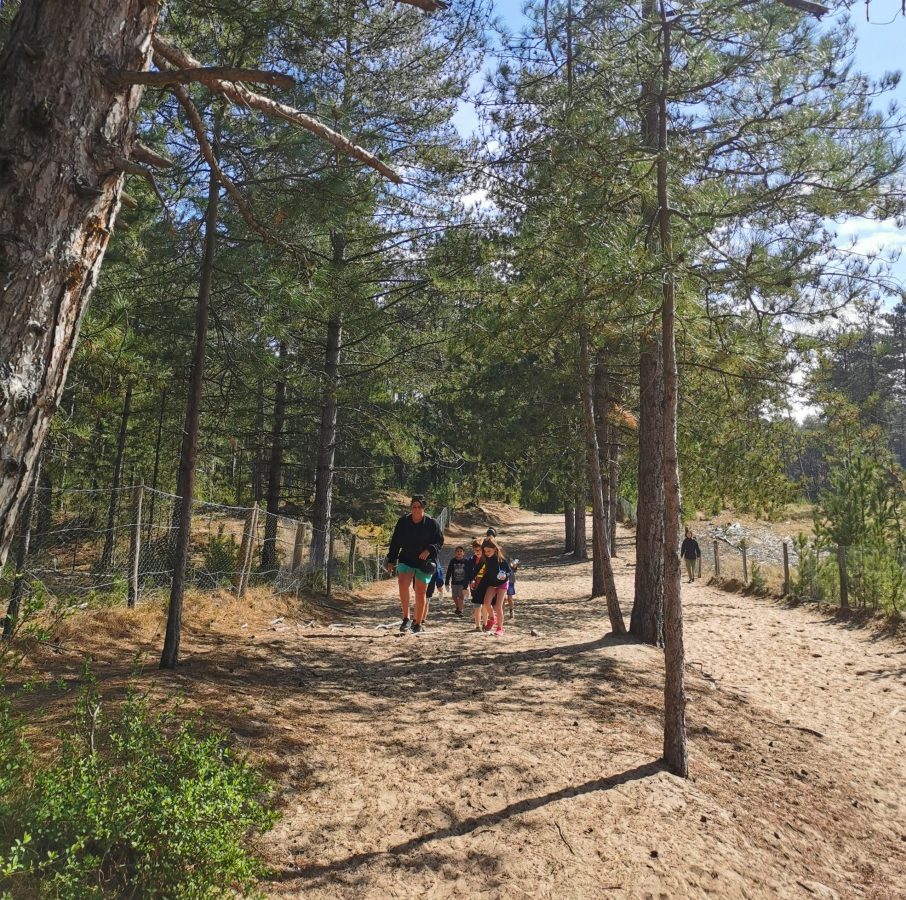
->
xmin=197 ymin=525 xmax=240 ymax=588
xmin=0 ymin=679 xmax=278 ymax=899
xmin=748 ymin=560 xmax=768 ymax=595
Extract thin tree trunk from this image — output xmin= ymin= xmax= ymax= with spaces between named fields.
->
xmin=253 ymin=377 xmax=265 ymax=502
xmin=160 ymin=165 xmax=220 ymax=670
xmin=2 ymin=454 xmax=41 ymax=639
xmin=99 ymin=381 xmax=133 ymax=570
xmin=631 ymin=329 xmax=665 ymax=645
xmin=261 ymin=342 xmax=288 ymax=571
xmin=310 ymin=232 xmax=345 ymax=568
xmin=573 ymin=483 xmax=587 ymax=561
xmin=145 ymin=386 xmax=167 ymax=541
xmin=593 ymin=349 xmax=618 ymax=557
xmin=0 ymin=0 xmax=160 ymax=568
xmin=580 ymin=332 xmax=626 ymax=634
xmin=564 ymin=502 xmax=575 ymax=553
xmin=656 ymin=4 xmax=687 ymax=777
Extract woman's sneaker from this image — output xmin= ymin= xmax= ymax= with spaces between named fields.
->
xmin=399 ymin=618 xmax=410 ymax=633
xmin=412 ymin=622 xmax=423 ymax=634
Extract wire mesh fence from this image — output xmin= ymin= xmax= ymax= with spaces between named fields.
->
xmin=1 ymin=485 xmax=449 ymax=610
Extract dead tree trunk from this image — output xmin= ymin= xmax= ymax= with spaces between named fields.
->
xmin=261 ymin=342 xmax=288 ymax=571
xmin=656 ymin=5 xmax=687 ymax=777
xmin=580 ymin=332 xmax=626 ymax=634
xmin=564 ymin=501 xmax=575 ymax=553
xmin=99 ymin=381 xmax=132 ymax=570
xmin=631 ymin=330 xmax=665 ymax=645
xmin=0 ymin=0 xmax=160 ymax=568
xmin=160 ymin=165 xmax=220 ymax=670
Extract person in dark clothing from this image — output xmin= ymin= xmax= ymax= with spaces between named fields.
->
xmin=444 ymin=546 xmax=470 ymax=616
xmin=473 ymin=537 xmax=512 ymax=636
xmin=466 ymin=538 xmax=485 ymax=629
xmin=681 ymin=528 xmax=702 ymax=583
xmin=385 ymin=495 xmax=444 ymax=634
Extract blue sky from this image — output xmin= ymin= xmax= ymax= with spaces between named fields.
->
xmin=455 ymin=0 xmax=906 ymax=295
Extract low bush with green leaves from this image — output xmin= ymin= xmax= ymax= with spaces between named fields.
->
xmin=0 ymin=677 xmax=278 ymax=898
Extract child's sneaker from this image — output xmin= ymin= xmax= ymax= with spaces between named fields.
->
xmin=494 ymin=626 xmax=504 ymax=636
xmin=484 ymin=615 xmax=496 ymax=632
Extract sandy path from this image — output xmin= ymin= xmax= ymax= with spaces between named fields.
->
xmin=229 ymin=511 xmax=904 ymax=900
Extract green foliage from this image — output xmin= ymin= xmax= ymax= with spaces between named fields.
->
xmin=748 ymin=560 xmax=768 ymax=595
xmin=198 ymin=525 xmax=240 ymax=588
xmin=0 ymin=680 xmax=278 ymax=899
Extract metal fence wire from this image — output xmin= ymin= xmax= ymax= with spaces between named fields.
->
xmin=1 ymin=484 xmax=449 ymax=608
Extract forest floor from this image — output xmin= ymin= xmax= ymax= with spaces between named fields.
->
xmin=15 ymin=505 xmax=906 ymax=899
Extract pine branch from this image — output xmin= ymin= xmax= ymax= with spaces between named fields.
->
xmin=151 ymin=35 xmax=401 ymax=184
xmin=109 ymin=66 xmax=295 ymax=91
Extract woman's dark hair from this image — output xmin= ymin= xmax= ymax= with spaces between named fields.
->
xmin=410 ymin=495 xmax=426 ymax=507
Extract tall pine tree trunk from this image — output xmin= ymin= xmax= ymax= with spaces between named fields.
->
xmin=160 ymin=166 xmax=220 ymax=670
xmin=310 ymin=232 xmax=345 ymax=569
xmin=580 ymin=332 xmax=626 ymax=634
xmin=145 ymin=386 xmax=167 ymax=541
xmin=0 ymin=0 xmax=159 ymax=567
xmin=564 ymin=502 xmax=575 ymax=553
xmin=631 ymin=329 xmax=665 ymax=645
xmin=261 ymin=342 xmax=288 ymax=571
xmin=99 ymin=381 xmax=132 ymax=570
xmin=252 ymin=377 xmax=265 ymax=503
xmin=656 ymin=5 xmax=687 ymax=777
xmin=573 ymin=483 xmax=587 ymax=561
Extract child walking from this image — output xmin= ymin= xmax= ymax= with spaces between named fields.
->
xmin=444 ymin=546 xmax=470 ymax=617
xmin=473 ymin=537 xmax=512 ymax=636
xmin=468 ymin=538 xmax=487 ymax=631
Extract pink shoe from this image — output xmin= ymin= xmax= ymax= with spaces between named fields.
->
xmin=484 ymin=615 xmax=496 ymax=632
xmin=494 ymin=626 xmax=504 ymax=636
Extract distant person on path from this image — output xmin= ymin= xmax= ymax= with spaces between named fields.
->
xmin=474 ymin=537 xmax=512 ymax=636
xmin=681 ymin=528 xmax=701 ymax=583
xmin=505 ymin=558 xmax=519 ymax=621
xmin=445 ymin=546 xmax=470 ymax=617
xmin=385 ymin=496 xmax=444 ymax=634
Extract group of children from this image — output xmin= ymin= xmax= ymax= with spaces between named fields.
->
xmin=423 ymin=530 xmax=519 ymax=636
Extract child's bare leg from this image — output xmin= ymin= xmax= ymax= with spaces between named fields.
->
xmin=494 ymin=591 xmax=505 ymax=629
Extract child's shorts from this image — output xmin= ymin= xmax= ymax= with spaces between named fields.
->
xmin=471 ymin=586 xmax=486 ymax=605
xmin=451 ymin=584 xmax=467 ymax=602
xmin=507 ymin=582 xmax=516 ymax=596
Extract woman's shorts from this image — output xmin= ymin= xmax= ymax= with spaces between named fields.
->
xmin=396 ymin=562 xmax=433 ymax=585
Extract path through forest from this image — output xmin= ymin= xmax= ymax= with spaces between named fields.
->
xmin=254 ymin=509 xmax=905 ymax=899
xmin=29 ymin=507 xmax=905 ymax=898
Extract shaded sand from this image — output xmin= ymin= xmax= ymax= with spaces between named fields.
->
xmin=17 ymin=512 xmax=906 ymax=898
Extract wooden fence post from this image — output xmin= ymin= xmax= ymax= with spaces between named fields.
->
xmin=291 ymin=521 xmax=307 ymax=571
xmin=713 ymin=540 xmax=720 ymax=577
xmin=837 ymin=544 xmax=849 ymax=609
xmin=128 ymin=480 xmax=144 ymax=607
xmin=741 ymin=543 xmax=748 ymax=585
xmin=347 ymin=532 xmax=357 ymax=587
xmin=782 ymin=542 xmax=790 ymax=596
xmin=234 ymin=502 xmax=258 ymax=598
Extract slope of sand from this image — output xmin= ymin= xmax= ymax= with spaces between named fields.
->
xmin=17 ymin=511 xmax=906 ymax=898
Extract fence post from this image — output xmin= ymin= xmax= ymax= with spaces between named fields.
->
xmin=128 ymin=480 xmax=144 ymax=608
xmin=234 ymin=502 xmax=258 ymax=598
xmin=326 ymin=526 xmax=335 ymax=600
xmin=782 ymin=542 xmax=790 ymax=596
xmin=837 ymin=544 xmax=849 ymax=609
xmin=713 ymin=540 xmax=720 ymax=577
xmin=292 ymin=521 xmax=307 ymax=571
xmin=347 ymin=532 xmax=357 ymax=587
xmin=2 ymin=455 xmax=42 ymax=639
xmin=741 ymin=543 xmax=748 ymax=585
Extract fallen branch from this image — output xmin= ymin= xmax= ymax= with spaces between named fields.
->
xmin=110 ymin=66 xmax=295 ymax=91
xmin=770 ymin=721 xmax=824 ymax=739
xmin=555 ymin=822 xmax=576 ymax=856
xmin=152 ymin=35 xmax=401 ymax=183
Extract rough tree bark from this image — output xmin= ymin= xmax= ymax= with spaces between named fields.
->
xmin=580 ymin=332 xmax=626 ymax=635
xmin=564 ymin=501 xmax=575 ymax=553
xmin=261 ymin=342 xmax=288 ymax=571
xmin=631 ymin=329 xmax=665 ymax=646
xmin=0 ymin=0 xmax=160 ymax=568
xmin=2 ymin=453 xmax=41 ymax=640
xmin=99 ymin=381 xmax=133 ymax=570
xmin=160 ymin=166 xmax=220 ymax=670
